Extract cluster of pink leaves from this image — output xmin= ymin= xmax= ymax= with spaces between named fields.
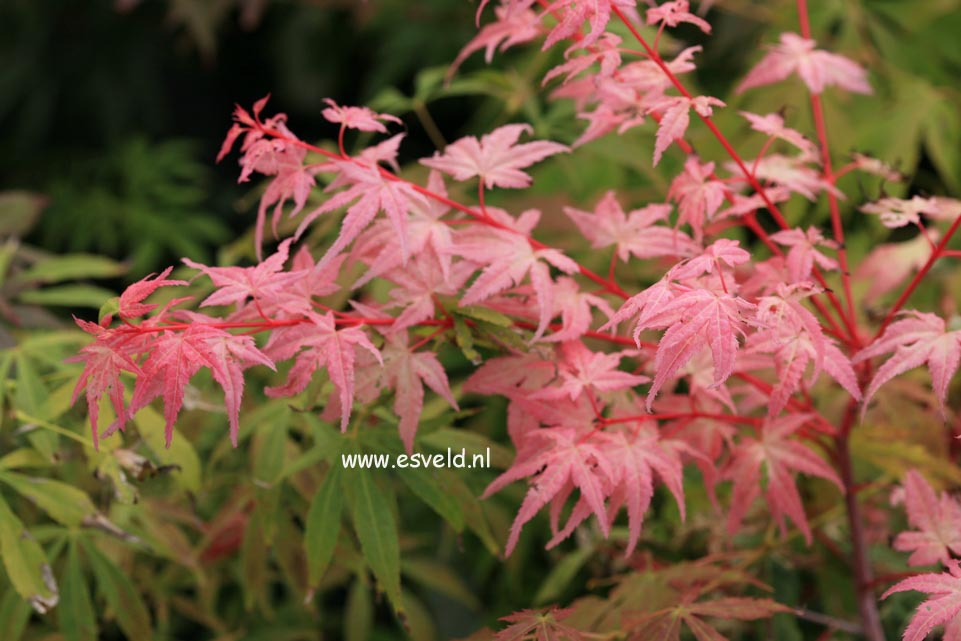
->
xmin=69 ymin=5 xmax=961 ymax=633
xmin=883 ymin=471 xmax=961 ymax=641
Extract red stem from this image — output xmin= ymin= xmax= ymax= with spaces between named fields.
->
xmin=115 ymin=311 xmax=651 ymax=351
xmin=809 ymin=92 xmax=857 ymax=334
xmin=600 ymin=412 xmax=763 ymax=426
xmin=876 ymin=212 xmax=961 ymax=336
xmin=835 ymin=429 xmax=885 ymax=641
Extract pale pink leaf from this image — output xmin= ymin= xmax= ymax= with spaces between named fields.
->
xmin=420 ymin=124 xmax=568 ymax=190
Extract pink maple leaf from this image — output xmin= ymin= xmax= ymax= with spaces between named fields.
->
xmin=117 ymin=267 xmax=188 ymax=321
xmin=667 ymin=238 xmax=750 ymax=282
xmin=382 ymin=335 xmax=459 ymax=454
xmin=646 ymin=1 xmax=711 ymax=34
xmin=216 ymin=99 xmax=318 ymax=259
xmin=321 ymin=98 xmax=401 ymax=133
xmin=895 ymin=470 xmax=961 ymax=567
xmin=543 ymin=33 xmax=622 ymax=86
xmin=883 ymin=561 xmax=961 ymax=641
xmin=860 ymin=196 xmax=940 ymax=229
xmin=768 ymin=227 xmax=839 ymax=283
xmin=295 ymin=160 xmax=428 ymax=263
xmin=740 ymin=111 xmax=817 ymax=158
xmin=495 ymin=606 xmax=588 ymax=641
xmin=603 ymin=246 xmax=754 ymax=409
xmin=668 ymin=156 xmax=730 ymax=242
xmin=854 ymin=311 xmax=961 ymax=418
xmin=483 ymin=426 xmax=615 ymax=556
xmin=382 ymin=255 xmax=473 ymax=334
xmin=351 ymin=171 xmax=455 ymax=288
xmin=725 ymin=414 xmax=841 ymax=543
xmin=67 ymin=320 xmax=147 ymax=450
xmin=264 ymin=312 xmax=382 ymax=431
xmin=851 ymin=152 xmax=904 ymax=182
xmin=747 ymin=283 xmax=860 ymax=416
xmin=420 ymin=124 xmax=568 ymax=190
xmin=533 ymin=341 xmax=647 ymax=402
xmin=216 ymin=94 xmax=274 ymax=163
xmin=713 ymin=187 xmax=792 ymax=223
xmin=539 ymin=424 xmax=692 ymax=554
xmin=183 ymin=238 xmax=297 ymax=309
xmin=644 ymin=288 xmax=754 ymax=408
xmin=737 ymin=32 xmax=872 ymax=95
xmin=251 ymin=144 xmax=317 ymax=255
xmin=539 ymin=0 xmax=640 ymax=50
xmin=650 ymin=95 xmax=725 ymax=166
xmin=201 ymin=329 xmax=277 ymax=446
xmin=457 ymin=208 xmax=578 ymax=341
xmin=728 ymin=154 xmax=840 ymax=201
xmin=600 ymin=427 xmax=685 ymax=555
xmin=121 ymin=323 xmax=274 ymax=447
xmin=541 ymin=276 xmax=615 ymax=343
xmin=855 ymin=233 xmax=935 ymax=305
xmin=250 ymin=246 xmax=342 ymax=319
xmin=356 ymin=133 xmax=406 ymax=172
xmin=564 ymin=191 xmax=697 ymax=262
xmin=449 ymin=5 xmax=543 ymax=79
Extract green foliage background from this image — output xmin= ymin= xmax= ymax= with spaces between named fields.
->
xmin=1 ymin=0 xmax=960 ymax=639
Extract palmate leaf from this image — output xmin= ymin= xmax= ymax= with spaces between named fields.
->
xmin=725 ymin=414 xmax=841 ymax=544
xmin=624 ymin=597 xmax=789 ymax=641
xmin=495 ymin=606 xmax=588 ymax=641
xmin=381 ymin=334 xmax=459 ymax=454
xmin=421 ymin=124 xmax=568 ymax=189
xmin=80 ymin=539 xmax=151 ymax=641
xmin=264 ymin=312 xmax=381 ymax=433
xmin=295 ymin=161 xmax=427 ymax=263
xmin=736 ymin=32 xmax=871 ymax=95
xmin=563 ymin=191 xmax=697 ymax=263
xmin=0 ymin=494 xmax=58 ymax=614
xmin=483 ymin=426 xmax=614 ymax=556
xmin=895 ymin=470 xmax=961 ymax=567
xmin=124 ymin=321 xmax=275 ymax=447
xmin=884 ymin=561 xmax=961 ymax=641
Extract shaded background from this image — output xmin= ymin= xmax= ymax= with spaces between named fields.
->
xmin=1 ymin=0 xmax=478 ymax=275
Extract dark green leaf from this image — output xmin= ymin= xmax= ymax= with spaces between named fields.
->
xmin=0 ymin=495 xmax=58 ymax=613
xmin=81 ymin=539 xmax=151 ymax=640
xmin=402 ymin=558 xmax=480 ymax=610
xmin=534 ymin=545 xmax=595 ymax=605
xmin=59 ymin=541 xmax=97 ymax=641
xmin=342 ymin=462 xmax=403 ymax=615
xmin=345 ymin=578 xmax=373 ymax=641
xmin=0 ymin=589 xmax=32 ymax=641
xmin=305 ymin=467 xmax=343 ymax=588
xmin=398 ymin=467 xmax=465 ymax=532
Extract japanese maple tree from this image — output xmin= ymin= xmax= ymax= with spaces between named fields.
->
xmin=55 ymin=1 xmax=961 ymax=640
